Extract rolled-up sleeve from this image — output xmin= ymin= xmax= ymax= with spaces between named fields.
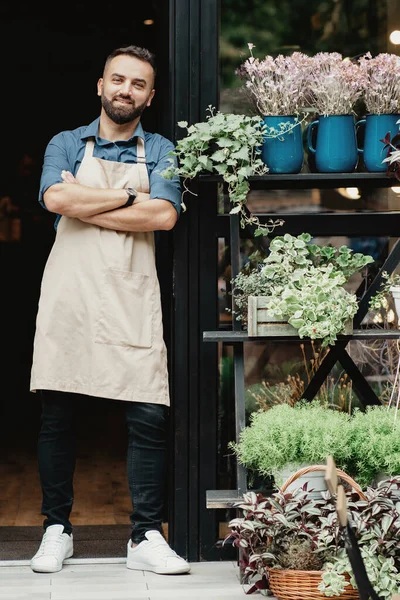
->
xmin=150 ymin=138 xmax=182 ymax=217
xmin=39 ymin=133 xmax=71 ymax=209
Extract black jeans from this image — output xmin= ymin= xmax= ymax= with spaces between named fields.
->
xmin=37 ymin=390 xmax=169 ymax=543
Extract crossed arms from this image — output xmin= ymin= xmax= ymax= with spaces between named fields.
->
xmin=43 ymin=171 xmax=178 ymax=233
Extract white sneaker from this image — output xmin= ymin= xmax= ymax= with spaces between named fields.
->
xmin=30 ymin=524 xmax=73 ymax=573
xmin=127 ymin=530 xmax=191 ymax=574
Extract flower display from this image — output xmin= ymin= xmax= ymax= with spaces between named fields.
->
xmin=235 ymin=44 xmax=313 ymax=116
xmin=307 ymin=52 xmax=366 ymax=116
xmin=358 ymin=52 xmax=400 ymax=114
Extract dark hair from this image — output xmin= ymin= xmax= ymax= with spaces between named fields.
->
xmin=104 ymin=45 xmax=157 ymax=79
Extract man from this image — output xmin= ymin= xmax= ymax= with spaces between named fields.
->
xmin=29 ymin=45 xmax=190 ymax=576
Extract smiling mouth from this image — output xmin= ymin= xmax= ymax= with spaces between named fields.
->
xmin=114 ymin=98 xmax=132 ymax=105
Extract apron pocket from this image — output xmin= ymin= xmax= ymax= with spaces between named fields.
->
xmin=95 ymin=268 xmax=153 ymax=348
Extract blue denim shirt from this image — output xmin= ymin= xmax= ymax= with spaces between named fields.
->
xmin=39 ymin=118 xmax=181 ymax=229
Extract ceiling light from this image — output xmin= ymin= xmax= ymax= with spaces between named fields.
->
xmin=144 ymin=19 xmax=154 ymax=25
xmin=337 ymin=187 xmax=361 ymax=200
xmin=390 ymin=30 xmax=400 ymax=45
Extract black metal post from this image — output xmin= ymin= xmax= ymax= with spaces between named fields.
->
xmin=168 ymin=0 xmax=219 ymax=563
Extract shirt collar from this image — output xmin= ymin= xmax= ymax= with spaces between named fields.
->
xmin=81 ymin=118 xmax=145 ymax=143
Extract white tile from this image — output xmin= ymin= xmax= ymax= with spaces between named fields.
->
xmin=0 ymin=584 xmax=52 ymax=594
xmin=51 ymin=563 xmax=128 ymax=574
xmin=0 ymin=560 xmax=250 ymax=600
xmin=147 ymin=580 xmax=239 ymax=590
xmin=2 ymin=596 xmax=50 ymax=600
xmin=0 ymin=591 xmax=50 ymax=600
xmin=50 ymin=593 xmax=149 ymax=600
xmin=51 ymin=574 xmax=145 ymax=585
xmin=146 ymin=589 xmax=247 ymax=599
xmin=0 ymin=572 xmax=52 ymax=581
xmin=175 ymin=597 xmax=246 ymax=600
xmin=0 ymin=565 xmax=33 ymax=574
xmin=50 ymin=582 xmax=147 ymax=595
xmin=156 ymin=596 xmax=247 ymax=600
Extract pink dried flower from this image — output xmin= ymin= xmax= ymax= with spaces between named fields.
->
xmin=307 ymin=52 xmax=366 ymax=116
xmin=358 ymin=52 xmax=400 ymax=114
xmin=236 ymin=45 xmax=313 ymax=116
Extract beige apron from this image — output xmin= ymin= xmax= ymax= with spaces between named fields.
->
xmin=30 ymin=137 xmax=170 ymax=405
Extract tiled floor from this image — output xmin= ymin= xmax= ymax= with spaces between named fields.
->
xmin=0 ymin=559 xmax=255 ymax=600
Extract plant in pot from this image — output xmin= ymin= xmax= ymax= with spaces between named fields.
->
xmin=369 ymin=270 xmax=400 ymax=322
xmin=231 ymin=232 xmax=374 ymax=347
xmin=161 ymin=105 xmax=283 ymax=237
xmin=235 ymin=44 xmax=313 ymax=174
xmin=347 ymin=405 xmax=400 ymax=488
xmin=356 ymin=53 xmax=400 ymax=172
xmin=381 ymin=120 xmax=400 ymax=182
xmin=226 ymin=476 xmax=400 ymax=598
xmin=306 ymin=52 xmax=366 ymax=173
xmin=228 ymin=401 xmax=354 ymax=495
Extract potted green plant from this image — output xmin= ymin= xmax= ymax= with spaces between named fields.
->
xmin=226 ymin=477 xmax=400 ymax=598
xmin=381 ymin=121 xmax=400 ymax=181
xmin=229 ymin=401 xmax=353 ymax=493
xmin=160 ymin=105 xmax=284 ymax=237
xmin=369 ymin=270 xmax=400 ymax=320
xmin=231 ymin=232 xmax=374 ymax=347
xmin=347 ymin=405 xmax=400 ymax=488
xmin=235 ymin=44 xmax=312 ymax=174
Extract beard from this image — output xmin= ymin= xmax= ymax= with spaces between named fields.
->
xmin=101 ymin=93 xmax=149 ymax=125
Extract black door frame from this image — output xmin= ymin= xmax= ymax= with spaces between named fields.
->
xmin=165 ymin=0 xmax=222 ymax=562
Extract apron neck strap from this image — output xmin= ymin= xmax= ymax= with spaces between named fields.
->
xmin=84 ymin=139 xmax=95 ymax=158
xmin=136 ymin=137 xmax=146 ymax=163
xmin=135 ymin=137 xmax=148 ymax=189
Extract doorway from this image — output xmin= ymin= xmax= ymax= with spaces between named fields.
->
xmin=0 ymin=0 xmax=171 ymax=560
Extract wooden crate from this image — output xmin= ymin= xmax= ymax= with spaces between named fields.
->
xmin=247 ymin=295 xmax=353 ymax=337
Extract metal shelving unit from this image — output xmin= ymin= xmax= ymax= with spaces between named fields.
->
xmin=202 ymin=172 xmax=400 ymax=508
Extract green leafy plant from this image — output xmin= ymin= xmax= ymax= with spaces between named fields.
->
xmin=231 ymin=401 xmax=400 ymax=490
xmin=229 ymin=401 xmax=353 ymax=485
xmin=161 ymin=106 xmax=284 ymax=236
xmin=321 ymin=547 xmax=400 ymax=599
xmin=369 ymin=270 xmax=400 ymax=311
xmin=381 ymin=121 xmax=400 ymax=182
xmin=231 ymin=232 xmax=374 ymax=346
xmin=226 ymin=477 xmax=400 ymax=597
xmin=347 ymin=405 xmax=400 ymax=488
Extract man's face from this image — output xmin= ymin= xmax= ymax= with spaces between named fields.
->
xmin=97 ymin=54 xmax=155 ymax=125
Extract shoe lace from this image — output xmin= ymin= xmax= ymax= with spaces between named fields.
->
xmin=148 ymin=538 xmax=178 ymax=559
xmin=37 ymin=531 xmax=64 ymax=556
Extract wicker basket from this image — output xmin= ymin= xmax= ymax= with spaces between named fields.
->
xmin=267 ymin=465 xmax=365 ymax=600
xmin=279 ymin=463 xmax=367 ymax=501
xmin=267 ymin=568 xmax=359 ymax=600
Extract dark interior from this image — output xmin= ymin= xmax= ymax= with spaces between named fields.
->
xmin=0 ymin=0 xmax=171 ymax=527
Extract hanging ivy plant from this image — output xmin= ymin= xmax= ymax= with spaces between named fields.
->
xmin=161 ymin=105 xmax=283 ymax=237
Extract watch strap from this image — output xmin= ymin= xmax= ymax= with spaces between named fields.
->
xmin=123 ymin=187 xmax=138 ymax=207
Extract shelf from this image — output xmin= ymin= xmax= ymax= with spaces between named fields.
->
xmin=216 ymin=211 xmax=400 ymax=238
xmin=206 ymin=489 xmax=275 ymax=508
xmin=203 ymin=173 xmax=400 ymax=514
xmin=199 ymin=172 xmax=395 ymax=190
xmin=203 ymin=329 xmax=400 ymax=343
xmin=206 ymin=490 xmax=247 ymax=509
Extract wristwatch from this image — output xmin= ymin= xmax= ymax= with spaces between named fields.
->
xmin=123 ymin=187 xmax=139 ymax=207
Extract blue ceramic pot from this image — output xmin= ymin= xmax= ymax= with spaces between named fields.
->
xmin=356 ymin=114 xmax=400 ymax=172
xmin=261 ymin=116 xmax=304 ymax=174
xmin=307 ymin=114 xmax=358 ymax=173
